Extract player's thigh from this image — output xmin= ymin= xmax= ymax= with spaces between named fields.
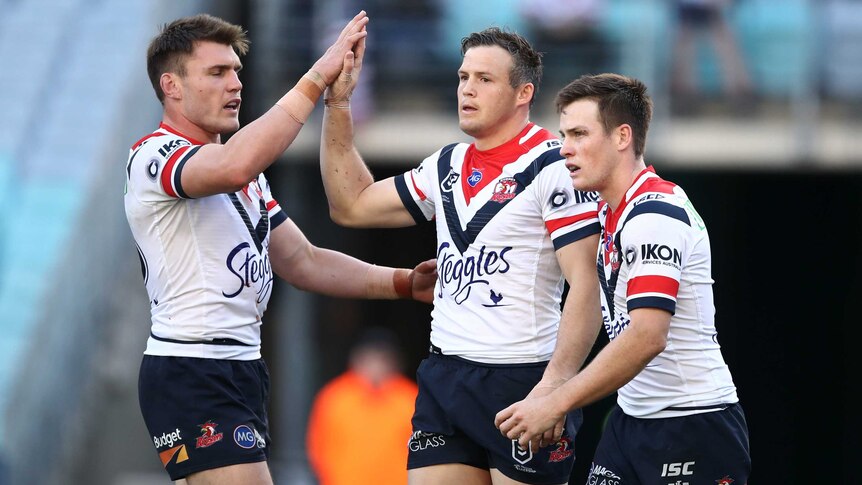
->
xmin=489 ymin=468 xmax=566 ymax=485
xmin=185 ymin=461 xmax=273 ymax=485
xmin=409 ymin=463 xmax=492 ymax=485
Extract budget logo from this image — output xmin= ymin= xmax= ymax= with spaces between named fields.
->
xmin=158 ymin=445 xmax=188 ymax=467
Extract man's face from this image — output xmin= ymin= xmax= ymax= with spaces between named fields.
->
xmin=457 ymin=45 xmax=522 ymax=140
xmin=559 ymin=98 xmax=619 ymax=193
xmin=177 ymin=41 xmax=243 ymax=136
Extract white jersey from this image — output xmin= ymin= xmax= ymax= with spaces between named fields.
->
xmin=124 ymin=123 xmax=286 ymax=360
xmin=598 ymin=167 xmax=738 ymax=418
xmin=395 ymin=124 xmax=600 ymax=363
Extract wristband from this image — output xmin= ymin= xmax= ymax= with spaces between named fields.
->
xmin=294 ymin=71 xmax=326 ymax=103
xmin=324 ymin=98 xmax=351 ymax=110
xmin=393 ymin=269 xmax=414 ymax=299
xmin=275 ymin=89 xmax=315 ymax=125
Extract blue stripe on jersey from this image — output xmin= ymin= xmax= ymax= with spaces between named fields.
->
xmin=394 ymin=173 xmax=427 ymax=224
xmin=624 ymin=200 xmax=690 ymax=227
xmin=552 ymin=221 xmax=600 ymax=250
xmin=440 ymin=146 xmax=563 ymax=254
xmin=628 ymin=295 xmax=676 ymax=315
xmin=270 ymin=211 xmax=287 ymax=230
xmin=127 ymin=146 xmax=142 ymax=180
xmin=173 ymin=145 xmax=199 ymax=199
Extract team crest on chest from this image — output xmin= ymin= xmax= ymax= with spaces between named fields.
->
xmin=491 ymin=177 xmax=518 ymax=202
xmin=603 ymin=231 xmax=620 ymax=272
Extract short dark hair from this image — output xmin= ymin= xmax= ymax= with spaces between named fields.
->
xmin=555 ymin=73 xmax=653 ymax=158
xmin=146 ymin=14 xmax=249 ymax=104
xmin=461 ymin=27 xmax=543 ymax=106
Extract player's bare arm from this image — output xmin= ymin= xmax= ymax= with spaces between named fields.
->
xmin=496 ymin=306 xmax=670 ymax=448
xmin=519 ymin=233 xmax=602 ymax=449
xmin=267 ymin=219 xmax=436 ymax=302
xmin=319 ymin=28 xmax=415 ymax=228
xmin=178 ymin=11 xmax=369 ymax=198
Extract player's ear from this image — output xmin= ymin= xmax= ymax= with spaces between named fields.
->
xmin=616 ymin=124 xmax=633 ymax=152
xmin=160 ymin=72 xmax=182 ymax=101
xmin=516 ymin=82 xmax=534 ymax=107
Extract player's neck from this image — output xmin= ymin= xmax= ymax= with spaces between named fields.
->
xmin=602 ymin=158 xmax=647 ymax=212
xmin=472 ymin=117 xmax=529 ymax=152
xmin=162 ymin=109 xmax=220 ymax=144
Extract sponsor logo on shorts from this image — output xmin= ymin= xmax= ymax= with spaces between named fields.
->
xmin=153 ymin=428 xmax=182 ymax=449
xmin=548 ymin=436 xmax=573 ymax=462
xmin=234 ymin=424 xmax=265 ymax=449
xmin=588 ymin=464 xmax=621 ymax=485
xmin=195 ymin=421 xmax=224 ymax=449
xmin=715 ymin=476 xmax=735 ymax=485
xmin=408 ymin=431 xmax=446 ymax=452
xmin=511 ymin=440 xmax=533 ymax=465
xmin=158 ymin=445 xmax=189 ymax=467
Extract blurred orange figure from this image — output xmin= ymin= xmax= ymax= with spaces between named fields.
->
xmin=306 ymin=328 xmax=418 ymax=485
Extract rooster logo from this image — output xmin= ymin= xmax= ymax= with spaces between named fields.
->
xmin=483 ymin=289 xmax=510 ymax=307
xmin=195 ymin=421 xmax=224 ymax=449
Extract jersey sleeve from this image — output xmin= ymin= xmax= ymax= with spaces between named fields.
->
xmin=260 ymin=173 xmax=288 ymax=230
xmin=621 ymin=199 xmax=693 ymax=314
xmin=127 ymin=134 xmax=200 ymax=202
xmin=539 ymin=161 xmax=600 ymax=250
xmin=392 ymin=150 xmax=439 ymax=224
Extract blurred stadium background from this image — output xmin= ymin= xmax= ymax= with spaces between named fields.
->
xmin=0 ymin=0 xmax=857 ymax=483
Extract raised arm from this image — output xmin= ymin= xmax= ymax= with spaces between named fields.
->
xmin=268 ymin=218 xmax=436 ymax=302
xmin=319 ymin=31 xmax=416 ymax=228
xmin=178 ymin=12 xmax=370 ymax=198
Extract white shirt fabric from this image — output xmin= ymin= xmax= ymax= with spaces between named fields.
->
xmin=124 ymin=123 xmax=286 ymax=360
xmin=395 ymin=123 xmax=600 ymax=363
xmin=598 ymin=166 xmax=738 ymax=418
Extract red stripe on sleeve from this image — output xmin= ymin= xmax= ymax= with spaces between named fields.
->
xmin=545 ymin=211 xmax=598 ymax=234
xmin=410 ymin=171 xmax=427 ymax=200
xmin=160 ymin=145 xmax=191 ymax=198
xmin=266 ymin=200 xmax=278 ymax=211
xmin=627 ymin=275 xmax=680 ymax=298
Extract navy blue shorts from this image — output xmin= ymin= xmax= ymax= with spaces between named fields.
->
xmin=407 ymin=350 xmax=582 ymax=484
xmin=588 ymin=403 xmax=751 ymax=485
xmin=138 ymin=355 xmax=271 ymax=480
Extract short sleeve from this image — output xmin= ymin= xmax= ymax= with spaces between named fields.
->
xmin=127 ymin=135 xmax=199 ymax=202
xmin=393 ymin=149 xmax=441 ymax=224
xmin=539 ymin=161 xmax=600 ymax=250
xmin=621 ymin=200 xmax=692 ymax=314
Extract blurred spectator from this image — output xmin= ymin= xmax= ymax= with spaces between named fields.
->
xmin=519 ymin=0 xmax=610 ymax=94
xmin=670 ymin=0 xmax=754 ymax=115
xmin=306 ymin=327 xmax=417 ymax=485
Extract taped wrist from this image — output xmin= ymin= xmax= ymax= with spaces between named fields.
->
xmin=393 ymin=268 xmax=414 ymax=299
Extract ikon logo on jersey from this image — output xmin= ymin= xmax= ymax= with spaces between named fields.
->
xmin=640 ymin=243 xmax=682 ymax=269
xmin=158 ymin=138 xmax=191 ymax=158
